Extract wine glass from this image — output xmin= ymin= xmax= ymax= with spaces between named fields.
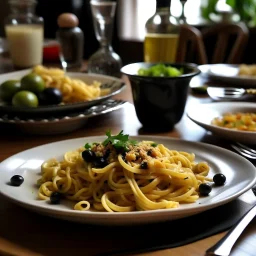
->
xmin=87 ymin=0 xmax=122 ymax=78
xmin=179 ymin=0 xmax=187 ymax=24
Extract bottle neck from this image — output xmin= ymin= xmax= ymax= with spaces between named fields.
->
xmin=156 ymin=0 xmax=171 ymax=9
xmin=8 ymin=0 xmax=36 ymax=15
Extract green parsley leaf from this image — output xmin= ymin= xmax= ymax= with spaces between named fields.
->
xmin=84 ymin=143 xmax=92 ymax=149
xmin=102 ymin=130 xmax=137 ymax=152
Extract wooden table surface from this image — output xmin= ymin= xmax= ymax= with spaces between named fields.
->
xmin=0 ymin=57 xmax=256 ymax=256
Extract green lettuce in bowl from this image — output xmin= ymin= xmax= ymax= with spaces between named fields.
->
xmin=137 ymin=64 xmax=183 ymax=77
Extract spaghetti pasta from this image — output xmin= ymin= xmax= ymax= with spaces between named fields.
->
xmin=32 ymin=65 xmax=104 ymax=103
xmin=37 ymin=132 xmax=212 ymax=212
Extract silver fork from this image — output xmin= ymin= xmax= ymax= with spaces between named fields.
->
xmin=231 ymin=143 xmax=256 ymax=197
xmin=207 ymin=87 xmax=256 ymax=101
xmin=231 ymin=142 xmax=256 ymax=160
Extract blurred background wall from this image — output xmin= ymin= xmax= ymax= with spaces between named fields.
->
xmin=0 ymin=0 xmax=119 ymax=59
xmin=0 ymin=0 xmax=9 ymax=37
xmin=0 ymin=0 xmax=255 ymax=64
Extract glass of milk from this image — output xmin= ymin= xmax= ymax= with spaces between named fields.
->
xmin=5 ymin=0 xmax=44 ymax=69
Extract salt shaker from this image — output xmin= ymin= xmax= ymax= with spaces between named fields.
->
xmin=56 ymin=13 xmax=84 ymax=68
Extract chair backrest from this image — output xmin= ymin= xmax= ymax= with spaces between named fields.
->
xmin=201 ymin=22 xmax=249 ymax=64
xmin=176 ymin=24 xmax=208 ymax=65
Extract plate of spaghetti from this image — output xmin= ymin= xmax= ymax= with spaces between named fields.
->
xmin=0 ymin=131 xmax=255 ymax=225
xmin=187 ymin=102 xmax=256 ymax=144
xmin=0 ymin=65 xmax=126 ymax=116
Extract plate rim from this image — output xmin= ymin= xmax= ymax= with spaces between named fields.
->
xmin=206 ymin=64 xmax=256 ymax=84
xmin=0 ymin=100 xmax=127 ymax=124
xmin=0 ymin=135 xmax=255 ymax=223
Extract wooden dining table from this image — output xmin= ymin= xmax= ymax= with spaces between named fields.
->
xmin=0 ymin=55 xmax=256 ymax=256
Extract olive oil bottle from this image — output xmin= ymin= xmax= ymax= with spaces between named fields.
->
xmin=144 ymin=0 xmax=180 ymax=63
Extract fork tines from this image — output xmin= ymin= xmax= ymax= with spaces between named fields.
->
xmin=231 ymin=143 xmax=256 ymax=160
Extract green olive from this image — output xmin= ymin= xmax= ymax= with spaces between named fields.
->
xmin=0 ymin=80 xmax=21 ymax=102
xmin=20 ymin=73 xmax=45 ymax=94
xmin=12 ymin=90 xmax=39 ymax=108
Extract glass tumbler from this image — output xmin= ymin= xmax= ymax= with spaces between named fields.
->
xmin=5 ymin=0 xmax=44 ymax=68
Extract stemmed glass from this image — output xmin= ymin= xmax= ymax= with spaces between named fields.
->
xmin=179 ymin=0 xmax=187 ymax=24
xmin=87 ymin=0 xmax=122 ymax=78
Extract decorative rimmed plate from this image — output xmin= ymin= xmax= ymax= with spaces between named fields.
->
xmin=187 ymin=102 xmax=256 ymax=144
xmin=0 ymin=99 xmax=127 ymax=135
xmin=0 ymin=136 xmax=255 ymax=225
xmin=207 ymin=64 xmax=256 ymax=87
xmin=0 ymin=69 xmax=126 ymax=115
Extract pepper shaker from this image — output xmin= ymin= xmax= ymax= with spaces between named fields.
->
xmin=56 ymin=13 xmax=84 ymax=68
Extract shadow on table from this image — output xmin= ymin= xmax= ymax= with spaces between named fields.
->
xmin=0 ymin=195 xmax=253 ymax=256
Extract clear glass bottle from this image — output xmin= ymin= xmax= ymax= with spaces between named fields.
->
xmin=87 ymin=0 xmax=122 ymax=78
xmin=144 ymin=0 xmax=180 ymax=63
xmin=5 ymin=0 xmax=44 ymax=68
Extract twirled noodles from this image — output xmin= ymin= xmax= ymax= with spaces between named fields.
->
xmin=32 ymin=65 xmax=109 ymax=103
xmin=38 ymin=140 xmax=211 ymax=212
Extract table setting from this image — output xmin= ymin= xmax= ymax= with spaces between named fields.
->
xmin=1 ymin=0 xmax=256 ymax=256
xmin=0 ymin=57 xmax=256 ymax=256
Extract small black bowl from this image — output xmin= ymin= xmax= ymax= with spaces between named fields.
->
xmin=121 ymin=62 xmax=200 ymax=131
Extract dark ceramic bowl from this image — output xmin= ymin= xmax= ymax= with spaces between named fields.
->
xmin=121 ymin=62 xmax=200 ymax=131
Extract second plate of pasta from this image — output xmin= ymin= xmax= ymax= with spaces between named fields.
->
xmin=187 ymin=102 xmax=256 ymax=144
xmin=0 ymin=67 xmax=126 ymax=115
xmin=0 ymin=134 xmax=255 ymax=225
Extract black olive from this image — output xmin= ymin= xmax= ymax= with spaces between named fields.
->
xmin=213 ymin=173 xmax=226 ymax=186
xmin=50 ymin=192 xmax=62 ymax=204
xmin=10 ymin=175 xmax=24 ymax=186
xmin=82 ymin=150 xmax=96 ymax=162
xmin=147 ymin=149 xmax=153 ymax=156
xmin=115 ymin=147 xmax=125 ymax=154
xmin=199 ymin=183 xmax=212 ymax=196
xmin=104 ymin=149 xmax=111 ymax=159
xmin=140 ymin=161 xmax=148 ymax=169
xmin=38 ymin=87 xmax=62 ymax=105
xmin=93 ymin=157 xmax=108 ymax=168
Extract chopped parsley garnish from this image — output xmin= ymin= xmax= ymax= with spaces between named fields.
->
xmin=151 ymin=143 xmax=158 ymax=147
xmin=84 ymin=143 xmax=92 ymax=149
xmin=102 ymin=130 xmax=137 ymax=152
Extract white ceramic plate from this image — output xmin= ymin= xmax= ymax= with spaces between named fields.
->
xmin=0 ymin=69 xmax=125 ymax=115
xmin=0 ymin=135 xmax=255 ymax=226
xmin=0 ymin=100 xmax=127 ymax=135
xmin=207 ymin=64 xmax=256 ymax=87
xmin=187 ymin=102 xmax=256 ymax=144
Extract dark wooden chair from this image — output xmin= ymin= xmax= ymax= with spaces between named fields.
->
xmin=176 ymin=24 xmax=208 ymax=65
xmin=201 ymin=22 xmax=249 ymax=64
